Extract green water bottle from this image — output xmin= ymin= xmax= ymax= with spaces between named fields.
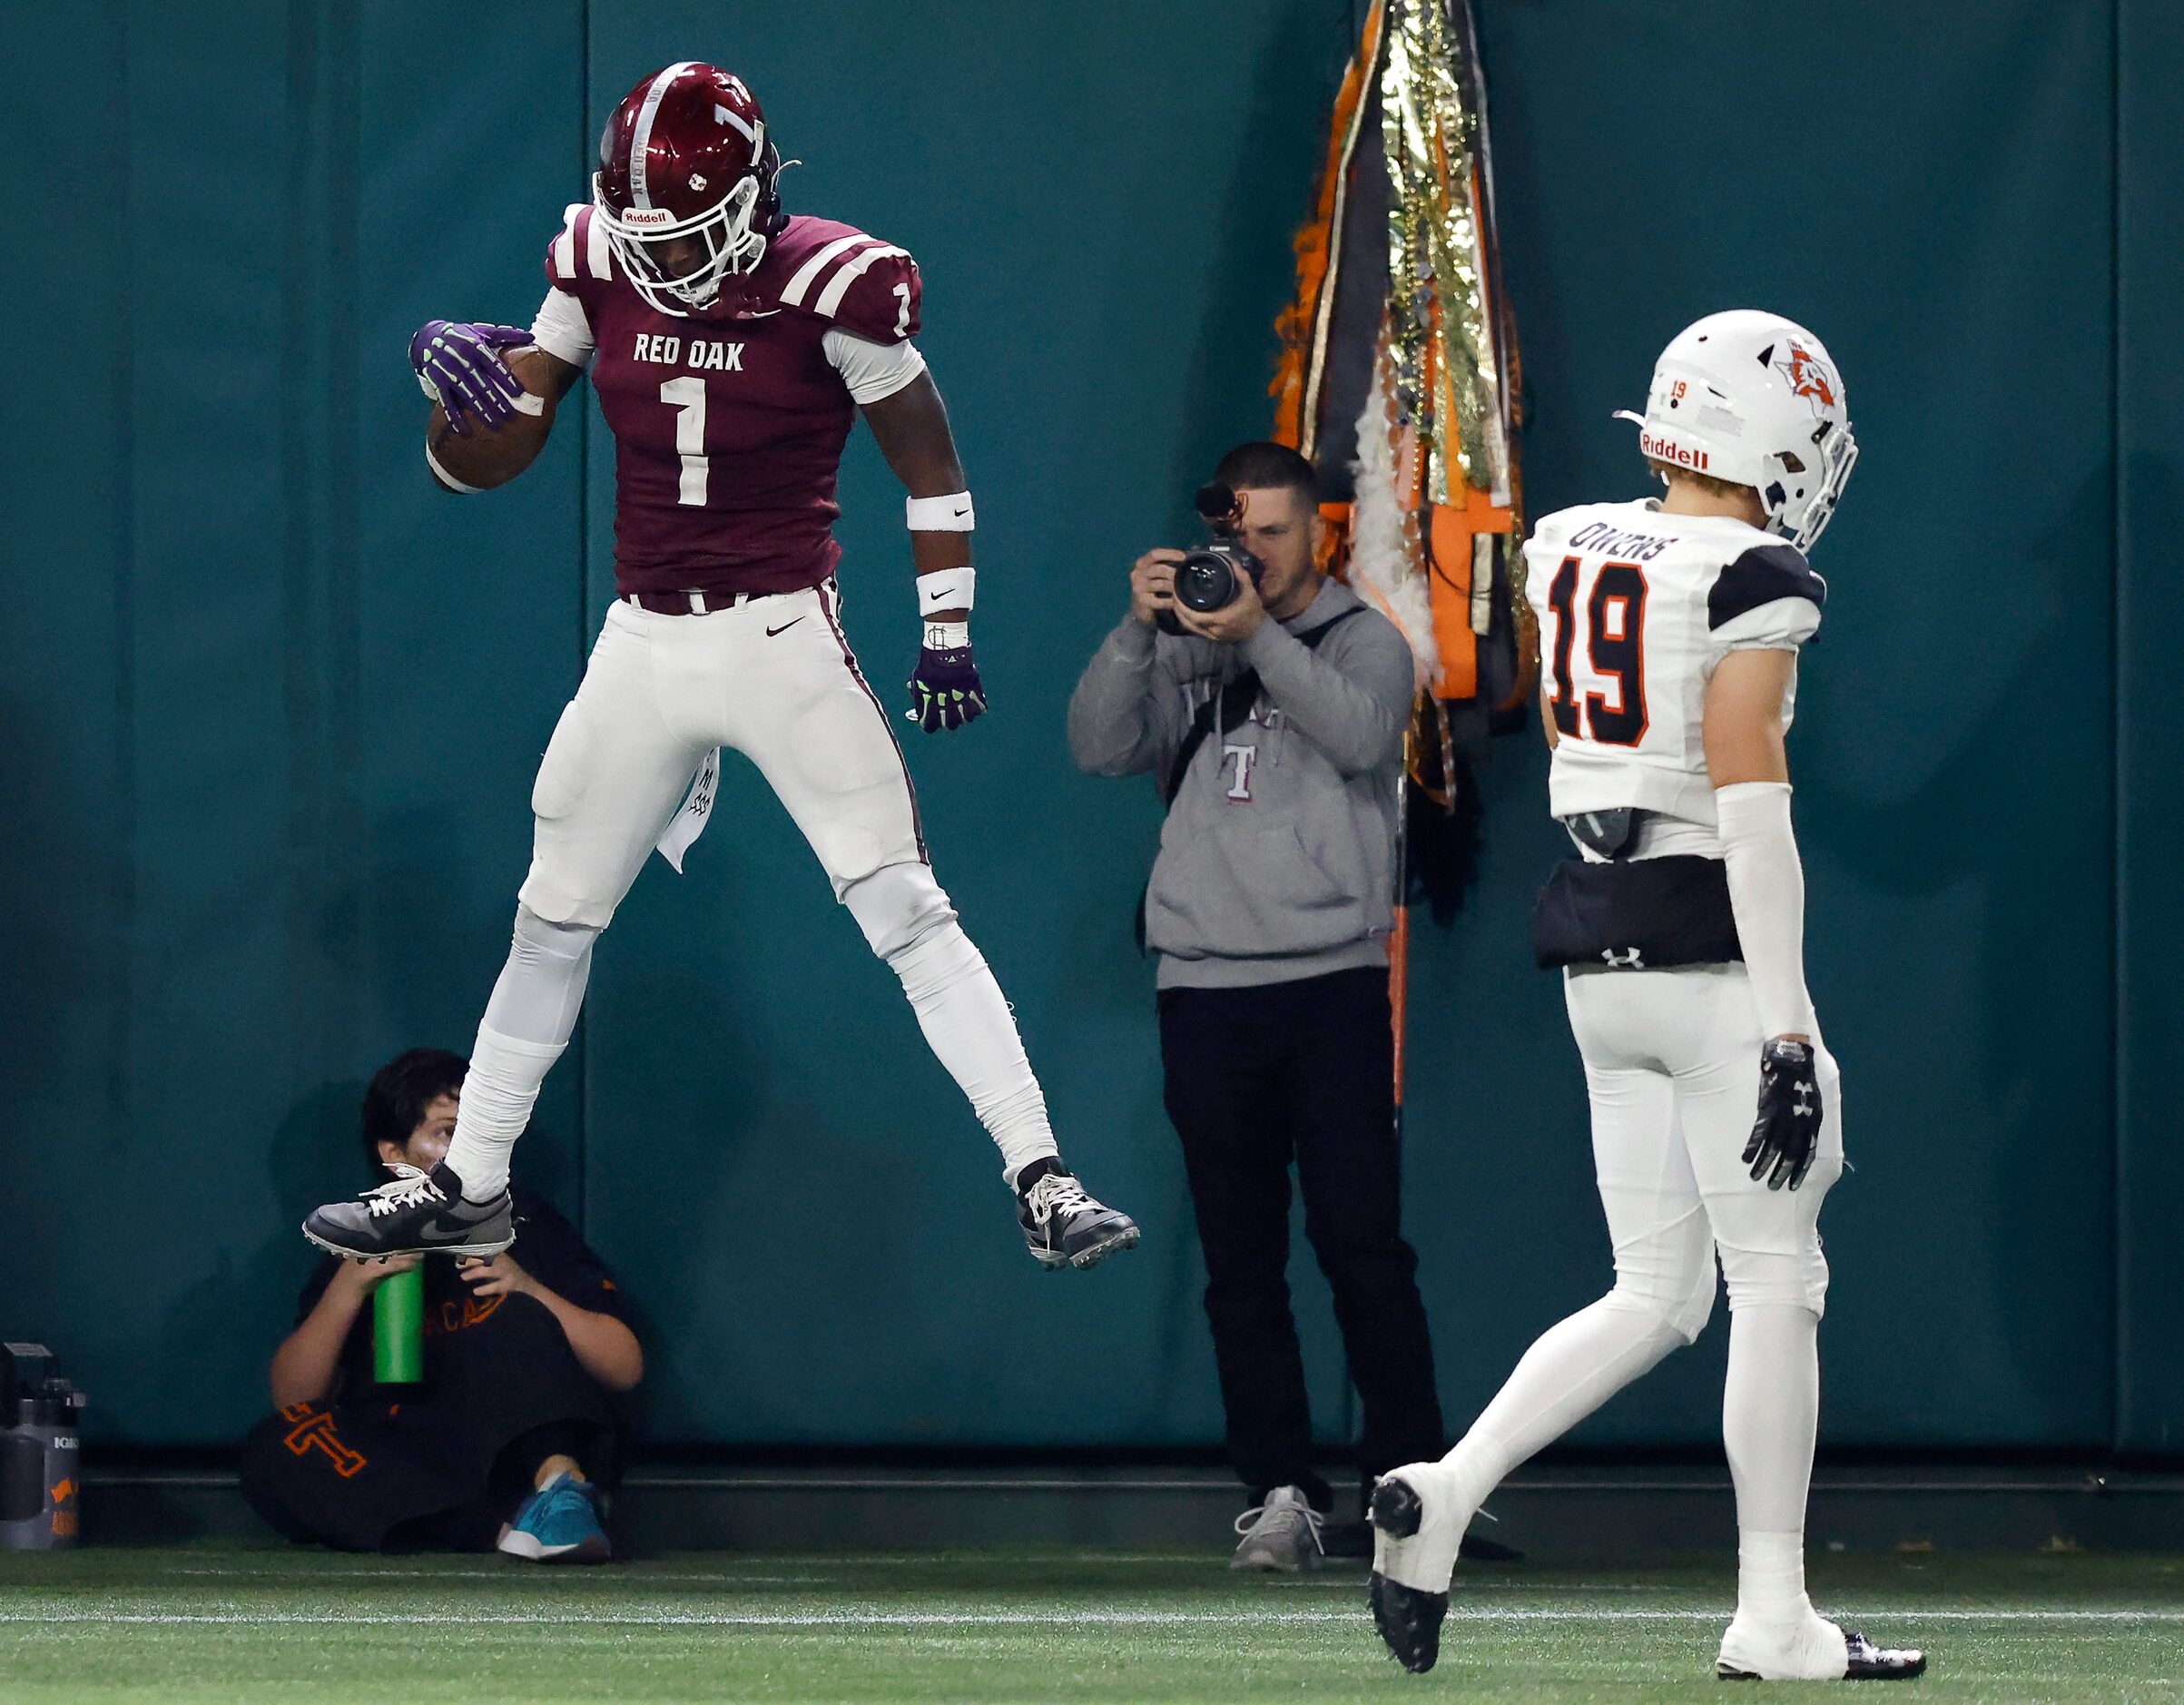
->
xmin=372 ymin=1266 xmax=425 ymax=1385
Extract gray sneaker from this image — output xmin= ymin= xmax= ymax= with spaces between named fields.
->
xmin=303 ymin=1162 xmax=515 ymax=1259
xmin=1230 ymin=1484 xmax=1326 ymax=1572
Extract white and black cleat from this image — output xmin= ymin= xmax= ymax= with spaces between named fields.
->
xmin=1016 ymin=1159 xmax=1139 ymax=1270
xmin=1372 ymin=1474 xmax=1426 ymax=1541
xmin=1837 ymin=1632 xmax=1928 ymax=1680
xmin=1369 ymin=1475 xmax=1448 ymax=1672
xmin=1369 ymin=1571 xmax=1449 ymax=1674
xmin=303 ymin=1162 xmax=515 ymax=1259
xmin=1719 ymin=1622 xmax=1927 ymax=1682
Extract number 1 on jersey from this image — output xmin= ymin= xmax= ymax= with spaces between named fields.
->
xmin=1547 ymin=555 xmax=1650 ymax=745
xmin=660 ymin=377 xmax=708 ymax=506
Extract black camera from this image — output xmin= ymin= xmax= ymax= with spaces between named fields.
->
xmin=1157 ymin=483 xmax=1267 ymax=636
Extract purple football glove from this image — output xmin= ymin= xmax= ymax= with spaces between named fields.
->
xmin=409 ymin=320 xmax=533 ymax=435
xmin=906 ymin=638 xmax=988 ymax=734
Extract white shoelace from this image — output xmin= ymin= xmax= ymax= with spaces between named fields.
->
xmin=1024 ymin=1170 xmax=1094 ymax=1226
xmin=1235 ymin=1495 xmax=1326 ymax=1551
xmin=362 ymin=1163 xmax=448 ymax=1220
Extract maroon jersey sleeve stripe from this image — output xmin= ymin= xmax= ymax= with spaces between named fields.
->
xmin=779 ymin=235 xmax=881 ymax=310
xmin=808 ymin=244 xmax=905 ymax=318
xmin=823 ymin=250 xmax=920 ymax=343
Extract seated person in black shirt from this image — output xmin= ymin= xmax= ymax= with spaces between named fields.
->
xmin=242 ymin=1049 xmax=642 ymax=1561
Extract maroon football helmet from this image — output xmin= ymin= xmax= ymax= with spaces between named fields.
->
xmin=594 ymin=63 xmax=785 ymax=314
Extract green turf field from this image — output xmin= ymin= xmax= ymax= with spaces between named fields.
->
xmin=2 ymin=1546 xmax=2180 ymax=1702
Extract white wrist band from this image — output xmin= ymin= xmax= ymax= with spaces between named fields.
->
xmin=1715 ymin=781 xmax=1815 ymax=1039
xmin=916 ymin=566 xmax=976 ymax=614
xmin=906 ymin=491 xmax=976 ymax=531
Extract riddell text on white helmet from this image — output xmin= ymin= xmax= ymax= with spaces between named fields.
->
xmin=1638 ymin=429 xmax=1708 ymax=472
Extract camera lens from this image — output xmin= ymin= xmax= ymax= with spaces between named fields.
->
xmin=1174 ymin=548 xmax=1240 ymax=613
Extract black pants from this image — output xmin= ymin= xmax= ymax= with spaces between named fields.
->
xmin=1160 ymin=965 xmax=1443 ymax=1511
xmin=241 ymin=1293 xmax=619 ymax=1552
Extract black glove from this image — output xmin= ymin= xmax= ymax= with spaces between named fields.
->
xmin=905 ymin=640 xmax=988 ymax=734
xmin=1743 ymin=1038 xmax=1822 ymax=1191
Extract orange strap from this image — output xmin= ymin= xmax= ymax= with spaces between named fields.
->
xmin=1425 ymin=488 xmax=1516 ymax=701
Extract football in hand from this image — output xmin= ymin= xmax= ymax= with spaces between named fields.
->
xmin=426 ymin=348 xmax=557 ymax=491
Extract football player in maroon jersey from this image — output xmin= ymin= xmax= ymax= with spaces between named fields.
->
xmin=306 ymin=63 xmax=1136 ymax=1273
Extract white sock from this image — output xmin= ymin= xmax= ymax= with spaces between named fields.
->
xmin=442 ymin=908 xmax=598 ymax=1199
xmin=1724 ymin=1305 xmax=1823 ymax=1630
xmin=1734 ymin=1531 xmax=1815 ymax=1629
xmin=843 ymin=864 xmax=1060 ymax=1183
xmin=889 ymin=922 xmax=1059 ymax=1183
xmin=1385 ymin=1296 xmax=1687 ymax=1592
xmin=444 ymin=1027 xmax=562 ymax=1199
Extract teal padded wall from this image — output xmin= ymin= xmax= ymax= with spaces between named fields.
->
xmin=0 ymin=0 xmax=2162 ymax=1456
xmin=0 ymin=0 xmax=590 ymax=1443
xmin=2114 ymin=0 xmax=2184 ymax=1454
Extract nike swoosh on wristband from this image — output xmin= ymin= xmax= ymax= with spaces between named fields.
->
xmin=924 ymin=588 xmax=955 ymax=605
xmin=766 ymin=616 xmax=806 ymax=636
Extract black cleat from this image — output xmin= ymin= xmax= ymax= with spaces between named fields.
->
xmin=1718 ymin=1629 xmax=1928 ymax=1682
xmin=303 ymin=1162 xmax=515 ymax=1259
xmin=1843 ymin=1632 xmax=1928 ymax=1680
xmin=1370 ymin=1476 xmax=1424 ymax=1539
xmin=1369 ymin=1570 xmax=1449 ymax=1673
xmin=1016 ymin=1160 xmax=1140 ymax=1270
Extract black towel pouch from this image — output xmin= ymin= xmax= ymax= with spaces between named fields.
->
xmin=1532 ymin=854 xmax=1745 ymax=971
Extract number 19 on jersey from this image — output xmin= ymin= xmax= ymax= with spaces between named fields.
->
xmin=1546 ymin=556 xmax=1650 ymax=746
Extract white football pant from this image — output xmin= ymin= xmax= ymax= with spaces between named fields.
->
xmin=1568 ymin=961 xmax=1841 ymax=1328
xmin=442 ymin=583 xmax=1060 ymax=1198
xmin=1380 ymin=961 xmax=1845 ymax=1650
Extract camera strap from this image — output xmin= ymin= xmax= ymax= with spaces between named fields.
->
xmin=1137 ymin=605 xmax=1367 ymax=952
xmin=1158 ymin=606 xmax=1365 ymax=803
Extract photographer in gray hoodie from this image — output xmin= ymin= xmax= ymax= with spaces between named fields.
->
xmin=1068 ymin=442 xmax=1442 ymax=1572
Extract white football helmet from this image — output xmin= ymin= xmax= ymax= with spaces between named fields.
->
xmin=1615 ymin=310 xmax=1858 ymax=550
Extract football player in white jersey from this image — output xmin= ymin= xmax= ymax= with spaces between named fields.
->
xmin=1365 ymin=312 xmax=1925 ymax=1683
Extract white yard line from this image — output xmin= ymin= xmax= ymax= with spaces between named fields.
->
xmin=4 ymin=1608 xmax=2184 ymax=1629
xmin=162 ymin=1568 xmax=829 ymax=1585
xmin=153 ymin=1567 xmax=1680 ymax=1592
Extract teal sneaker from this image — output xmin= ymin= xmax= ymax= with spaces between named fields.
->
xmin=497 ymin=1472 xmax=609 ymax=1564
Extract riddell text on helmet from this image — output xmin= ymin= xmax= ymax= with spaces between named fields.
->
xmin=1638 ymin=429 xmax=1708 ymax=472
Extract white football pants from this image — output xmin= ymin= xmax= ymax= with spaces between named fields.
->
xmin=441 ymin=583 xmax=1059 ymax=1197
xmin=1382 ymin=961 xmax=1844 ymax=1634
xmin=1566 ymin=961 xmax=1842 ymax=1329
